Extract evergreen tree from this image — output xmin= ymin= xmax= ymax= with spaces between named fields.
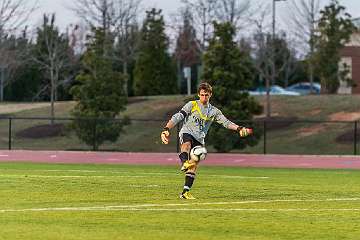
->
xmin=202 ymin=22 xmax=262 ymax=152
xmin=133 ymin=8 xmax=177 ymax=95
xmin=4 ymin=29 xmax=43 ymax=101
xmin=314 ymin=0 xmax=355 ymax=93
xmin=70 ymin=28 xmax=128 ymax=150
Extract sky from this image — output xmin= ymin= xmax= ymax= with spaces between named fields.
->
xmin=31 ymin=0 xmax=183 ymax=30
xmin=29 ymin=0 xmax=360 ymax=31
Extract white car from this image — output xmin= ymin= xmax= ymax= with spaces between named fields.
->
xmin=248 ymin=85 xmax=301 ymax=96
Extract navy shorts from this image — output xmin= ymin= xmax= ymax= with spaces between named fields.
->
xmin=180 ymin=133 xmax=203 ymax=148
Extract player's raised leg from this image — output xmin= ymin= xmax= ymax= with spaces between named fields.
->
xmin=178 ymin=141 xmax=196 ymax=172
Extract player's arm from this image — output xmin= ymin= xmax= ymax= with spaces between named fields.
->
xmin=161 ymin=101 xmax=193 ymax=144
xmin=215 ymin=110 xmax=253 ymax=137
xmin=161 ymin=120 xmax=175 ymax=144
xmin=228 ymin=122 xmax=253 ymax=137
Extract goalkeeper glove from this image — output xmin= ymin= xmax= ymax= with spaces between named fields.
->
xmin=161 ymin=127 xmax=170 ymax=144
xmin=238 ymin=127 xmax=253 ymax=137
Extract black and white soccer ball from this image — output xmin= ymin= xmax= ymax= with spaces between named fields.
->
xmin=190 ymin=146 xmax=207 ymax=162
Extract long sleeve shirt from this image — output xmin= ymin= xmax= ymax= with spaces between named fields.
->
xmin=171 ymin=100 xmax=234 ymax=144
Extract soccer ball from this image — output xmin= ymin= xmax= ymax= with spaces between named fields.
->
xmin=190 ymin=146 xmax=207 ymax=162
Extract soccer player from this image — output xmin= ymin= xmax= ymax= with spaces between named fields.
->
xmin=161 ymin=82 xmax=252 ymax=199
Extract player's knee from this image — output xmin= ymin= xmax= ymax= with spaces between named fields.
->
xmin=181 ymin=142 xmax=191 ymax=152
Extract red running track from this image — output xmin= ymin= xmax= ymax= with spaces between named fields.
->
xmin=0 ymin=150 xmax=359 ymax=169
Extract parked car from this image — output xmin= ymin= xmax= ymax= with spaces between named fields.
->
xmin=248 ymin=85 xmax=301 ymax=96
xmin=286 ymin=82 xmax=321 ymax=95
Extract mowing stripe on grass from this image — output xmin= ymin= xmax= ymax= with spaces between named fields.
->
xmin=1 ymin=198 xmax=360 ymax=213
xmin=0 ymin=172 xmax=270 ymax=179
xmin=0 ymin=174 xmax=148 ymax=178
xmin=3 ymin=208 xmax=360 ymax=213
xmin=0 ymin=169 xmax=270 ymax=179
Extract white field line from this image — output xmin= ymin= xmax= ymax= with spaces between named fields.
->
xmin=1 ymin=198 xmax=360 ymax=213
xmin=207 ymin=175 xmax=269 ymax=179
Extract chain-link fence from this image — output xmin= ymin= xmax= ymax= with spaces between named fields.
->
xmin=2 ymin=117 xmax=359 ymax=155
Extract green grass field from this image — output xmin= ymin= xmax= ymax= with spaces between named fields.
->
xmin=1 ymin=162 xmax=360 ymax=239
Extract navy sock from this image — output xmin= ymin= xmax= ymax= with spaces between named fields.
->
xmin=179 ymin=152 xmax=189 ymax=163
xmin=182 ymin=172 xmax=196 ymax=194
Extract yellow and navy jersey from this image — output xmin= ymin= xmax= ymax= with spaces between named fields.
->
xmin=170 ymin=100 xmax=234 ymax=144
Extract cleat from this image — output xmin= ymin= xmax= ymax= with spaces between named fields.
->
xmin=180 ymin=160 xmax=195 ymax=172
xmin=179 ymin=191 xmax=196 ymax=200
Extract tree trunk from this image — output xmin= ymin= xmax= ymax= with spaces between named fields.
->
xmin=309 ymin=62 xmax=314 ymax=94
xmin=309 ymin=40 xmax=315 ymax=94
xmin=50 ymin=67 xmax=55 ymax=125
xmin=0 ymin=67 xmax=4 ymax=102
xmin=54 ymin=70 xmax=58 ymax=101
xmin=202 ymin=8 xmax=207 ymax=50
xmin=266 ymin=76 xmax=271 ymax=118
xmin=123 ymin=61 xmax=128 ymax=96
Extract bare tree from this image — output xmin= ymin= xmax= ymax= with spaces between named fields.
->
xmin=172 ymin=6 xmax=202 ymax=94
xmin=252 ymin=8 xmax=274 ymax=117
xmin=68 ymin=23 xmax=88 ymax=55
xmin=214 ymin=0 xmax=252 ymax=30
xmin=0 ymin=0 xmax=37 ymax=33
xmin=70 ymin=0 xmax=141 ymax=37
xmin=70 ymin=0 xmax=142 ymax=95
xmin=71 ymin=0 xmax=113 ymax=31
xmin=287 ymin=0 xmax=322 ymax=93
xmin=181 ymin=0 xmax=217 ymax=50
xmin=282 ymin=44 xmax=298 ymax=87
xmin=178 ymin=0 xmax=259 ymax=55
xmin=112 ymin=0 xmax=142 ymax=96
xmin=32 ymin=14 xmax=70 ymax=123
xmin=174 ymin=7 xmax=201 ymax=67
xmin=0 ymin=0 xmax=37 ymax=101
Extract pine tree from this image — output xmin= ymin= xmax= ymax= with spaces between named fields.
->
xmin=70 ymin=28 xmax=128 ymax=150
xmin=133 ymin=8 xmax=177 ymax=95
xmin=202 ymin=22 xmax=262 ymax=152
xmin=314 ymin=0 xmax=355 ymax=93
xmin=4 ymin=29 xmax=42 ymax=101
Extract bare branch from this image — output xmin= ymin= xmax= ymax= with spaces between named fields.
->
xmin=286 ymin=0 xmax=322 ymax=92
xmin=0 ymin=0 xmax=38 ymax=34
xmin=214 ymin=0 xmax=253 ymax=31
xmin=286 ymin=0 xmax=322 ymax=53
xmin=32 ymin=14 xmax=71 ymax=119
xmin=180 ymin=0 xmax=217 ymax=50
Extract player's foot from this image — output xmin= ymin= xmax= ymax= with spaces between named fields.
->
xmin=179 ymin=191 xmax=196 ymax=200
xmin=180 ymin=160 xmax=195 ymax=172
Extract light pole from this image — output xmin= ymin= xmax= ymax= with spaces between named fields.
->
xmin=266 ymin=0 xmax=286 ymax=118
xmin=272 ymin=0 xmax=287 ymax=41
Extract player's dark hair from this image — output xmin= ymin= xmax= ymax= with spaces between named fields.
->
xmin=197 ymin=82 xmax=212 ymax=94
